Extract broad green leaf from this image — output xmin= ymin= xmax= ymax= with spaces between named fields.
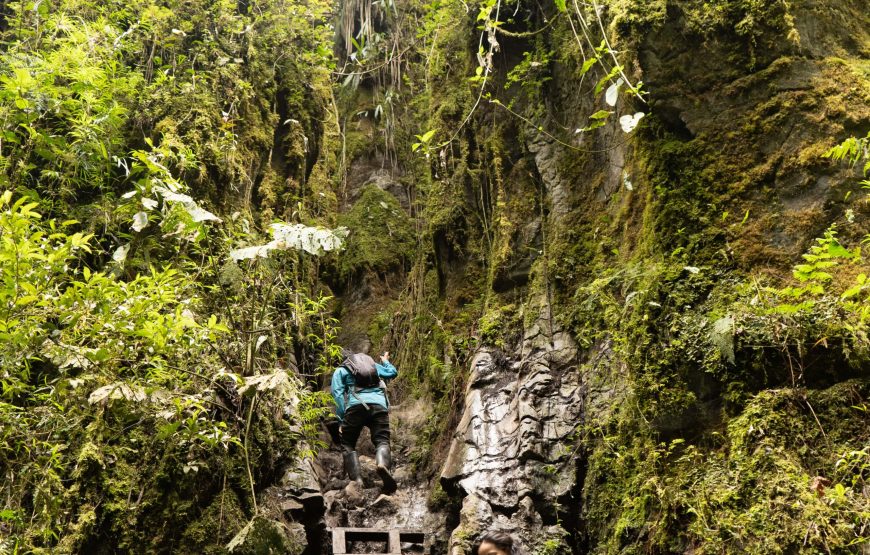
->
xmin=827 ymin=241 xmax=857 ymax=259
xmin=842 ymin=284 xmax=865 ymax=299
xmin=580 ymin=119 xmax=608 ymax=132
xmin=595 ymin=65 xmax=623 ymax=96
xmin=418 ymin=129 xmax=436 ymax=143
xmin=580 ymin=56 xmax=598 ymax=76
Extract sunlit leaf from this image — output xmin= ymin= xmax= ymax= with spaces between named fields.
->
xmin=113 ymin=243 xmax=130 ymax=263
xmin=605 ymin=78 xmax=623 ymax=107
xmin=619 ymin=112 xmax=645 ymax=133
xmin=132 ymin=211 xmax=149 ymax=232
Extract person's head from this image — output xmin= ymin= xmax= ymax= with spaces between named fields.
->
xmin=474 ymin=531 xmax=523 ymax=555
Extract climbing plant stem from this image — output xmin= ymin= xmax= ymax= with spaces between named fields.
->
xmin=244 ymin=392 xmax=259 ymax=514
xmin=589 ymin=0 xmax=645 ymax=101
xmin=488 ymin=98 xmax=632 ymax=153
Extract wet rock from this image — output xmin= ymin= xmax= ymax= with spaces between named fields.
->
xmin=528 ymin=137 xmax=572 ymax=217
xmin=448 ymin=493 xmax=494 ymax=554
xmin=280 ymin=499 xmax=304 ymax=513
xmin=441 ymin=304 xmax=583 ymax=549
xmin=281 ymin=456 xmax=323 ymax=492
xmin=344 ymin=481 xmax=365 ymax=506
xmin=371 ymin=493 xmax=396 ymax=508
xmin=393 ymin=465 xmax=410 ymax=483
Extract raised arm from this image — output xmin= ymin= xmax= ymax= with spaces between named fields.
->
xmin=376 ymin=352 xmax=397 ymax=381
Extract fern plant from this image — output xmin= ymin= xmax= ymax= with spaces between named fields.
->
xmin=772 ymin=226 xmax=860 ymax=314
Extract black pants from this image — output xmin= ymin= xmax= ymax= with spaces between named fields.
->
xmin=340 ymin=404 xmax=390 ymax=452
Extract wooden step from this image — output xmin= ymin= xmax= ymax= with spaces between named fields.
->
xmin=331 ymin=527 xmax=425 ymax=554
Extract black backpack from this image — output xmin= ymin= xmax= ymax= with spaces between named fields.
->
xmin=342 ymin=353 xmax=379 ymax=388
xmin=340 ymin=353 xmax=389 ymax=410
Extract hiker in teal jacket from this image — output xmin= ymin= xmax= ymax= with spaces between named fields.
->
xmin=330 ymin=351 xmax=398 ymax=493
xmin=330 ymin=354 xmax=397 ymax=420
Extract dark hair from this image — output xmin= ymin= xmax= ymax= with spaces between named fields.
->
xmin=473 ymin=531 xmax=525 ymax=555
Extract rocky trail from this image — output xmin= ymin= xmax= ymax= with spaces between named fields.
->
xmin=257 ymin=307 xmax=588 ymax=553
xmin=261 ymin=395 xmax=444 ymax=553
xmin=318 ymin=447 xmax=431 ymax=553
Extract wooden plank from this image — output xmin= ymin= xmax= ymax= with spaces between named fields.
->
xmin=330 ymin=528 xmax=425 ymax=554
xmin=388 ymin=530 xmax=401 ymax=554
xmin=332 ymin=529 xmax=346 ymax=554
xmin=340 ymin=528 xmax=389 ymax=533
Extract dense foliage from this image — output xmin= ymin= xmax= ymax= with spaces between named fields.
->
xmin=0 ymin=0 xmax=343 ymax=552
xmin=328 ymin=0 xmax=870 ymax=552
xmin=1 ymin=0 xmax=869 ymax=552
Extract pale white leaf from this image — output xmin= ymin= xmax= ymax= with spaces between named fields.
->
xmin=156 ymin=409 xmax=175 ymax=420
xmin=238 ymin=372 xmax=293 ymax=396
xmin=619 ymin=112 xmax=645 ymax=133
xmin=622 ymin=170 xmax=633 ymax=191
xmin=229 ymin=244 xmax=274 ymax=261
xmin=269 ymin=223 xmax=347 ymax=255
xmin=684 ymin=266 xmax=701 ymax=274
xmin=154 ymin=186 xmax=194 ymax=204
xmin=121 ymin=190 xmax=137 ymax=199
xmin=255 ymin=335 xmax=268 ymax=352
xmin=605 ymin=78 xmax=623 ymax=107
xmin=113 ymin=243 xmax=130 ymax=263
xmin=88 ymin=383 xmax=147 ymax=405
xmin=41 ymin=340 xmax=93 ymax=370
xmin=141 ymin=197 xmax=159 ymax=209
xmin=184 ymin=203 xmax=222 ymax=223
xmin=132 ymin=211 xmax=149 ymax=232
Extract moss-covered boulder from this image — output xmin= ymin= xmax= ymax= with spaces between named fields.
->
xmin=337 ymin=185 xmax=416 ymax=281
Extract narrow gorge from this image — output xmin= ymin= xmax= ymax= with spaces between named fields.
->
xmin=0 ymin=0 xmax=868 ymax=553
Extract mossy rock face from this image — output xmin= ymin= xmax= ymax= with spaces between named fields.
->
xmin=337 ymin=185 xmax=416 ymax=281
xmin=583 ymin=380 xmax=870 ymax=553
xmin=181 ymin=489 xmax=247 ymax=554
xmin=404 ymin=0 xmax=870 ymax=549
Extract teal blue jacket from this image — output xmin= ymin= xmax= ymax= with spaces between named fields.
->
xmin=331 ymin=360 xmax=397 ymax=420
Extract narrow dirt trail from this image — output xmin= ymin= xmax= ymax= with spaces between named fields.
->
xmin=315 ymin=398 xmax=443 ymax=553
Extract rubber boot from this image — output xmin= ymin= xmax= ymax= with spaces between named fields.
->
xmin=375 ymin=444 xmax=397 ymax=494
xmin=343 ymin=451 xmax=364 ymax=488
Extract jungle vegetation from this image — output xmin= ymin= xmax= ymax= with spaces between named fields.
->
xmin=0 ymin=0 xmax=869 ymax=553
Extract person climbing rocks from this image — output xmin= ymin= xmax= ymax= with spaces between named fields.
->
xmin=473 ymin=531 xmax=526 ymax=555
xmin=330 ymin=350 xmax=398 ymax=494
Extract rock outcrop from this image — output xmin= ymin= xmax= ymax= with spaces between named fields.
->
xmin=440 ymin=301 xmax=583 ymax=553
